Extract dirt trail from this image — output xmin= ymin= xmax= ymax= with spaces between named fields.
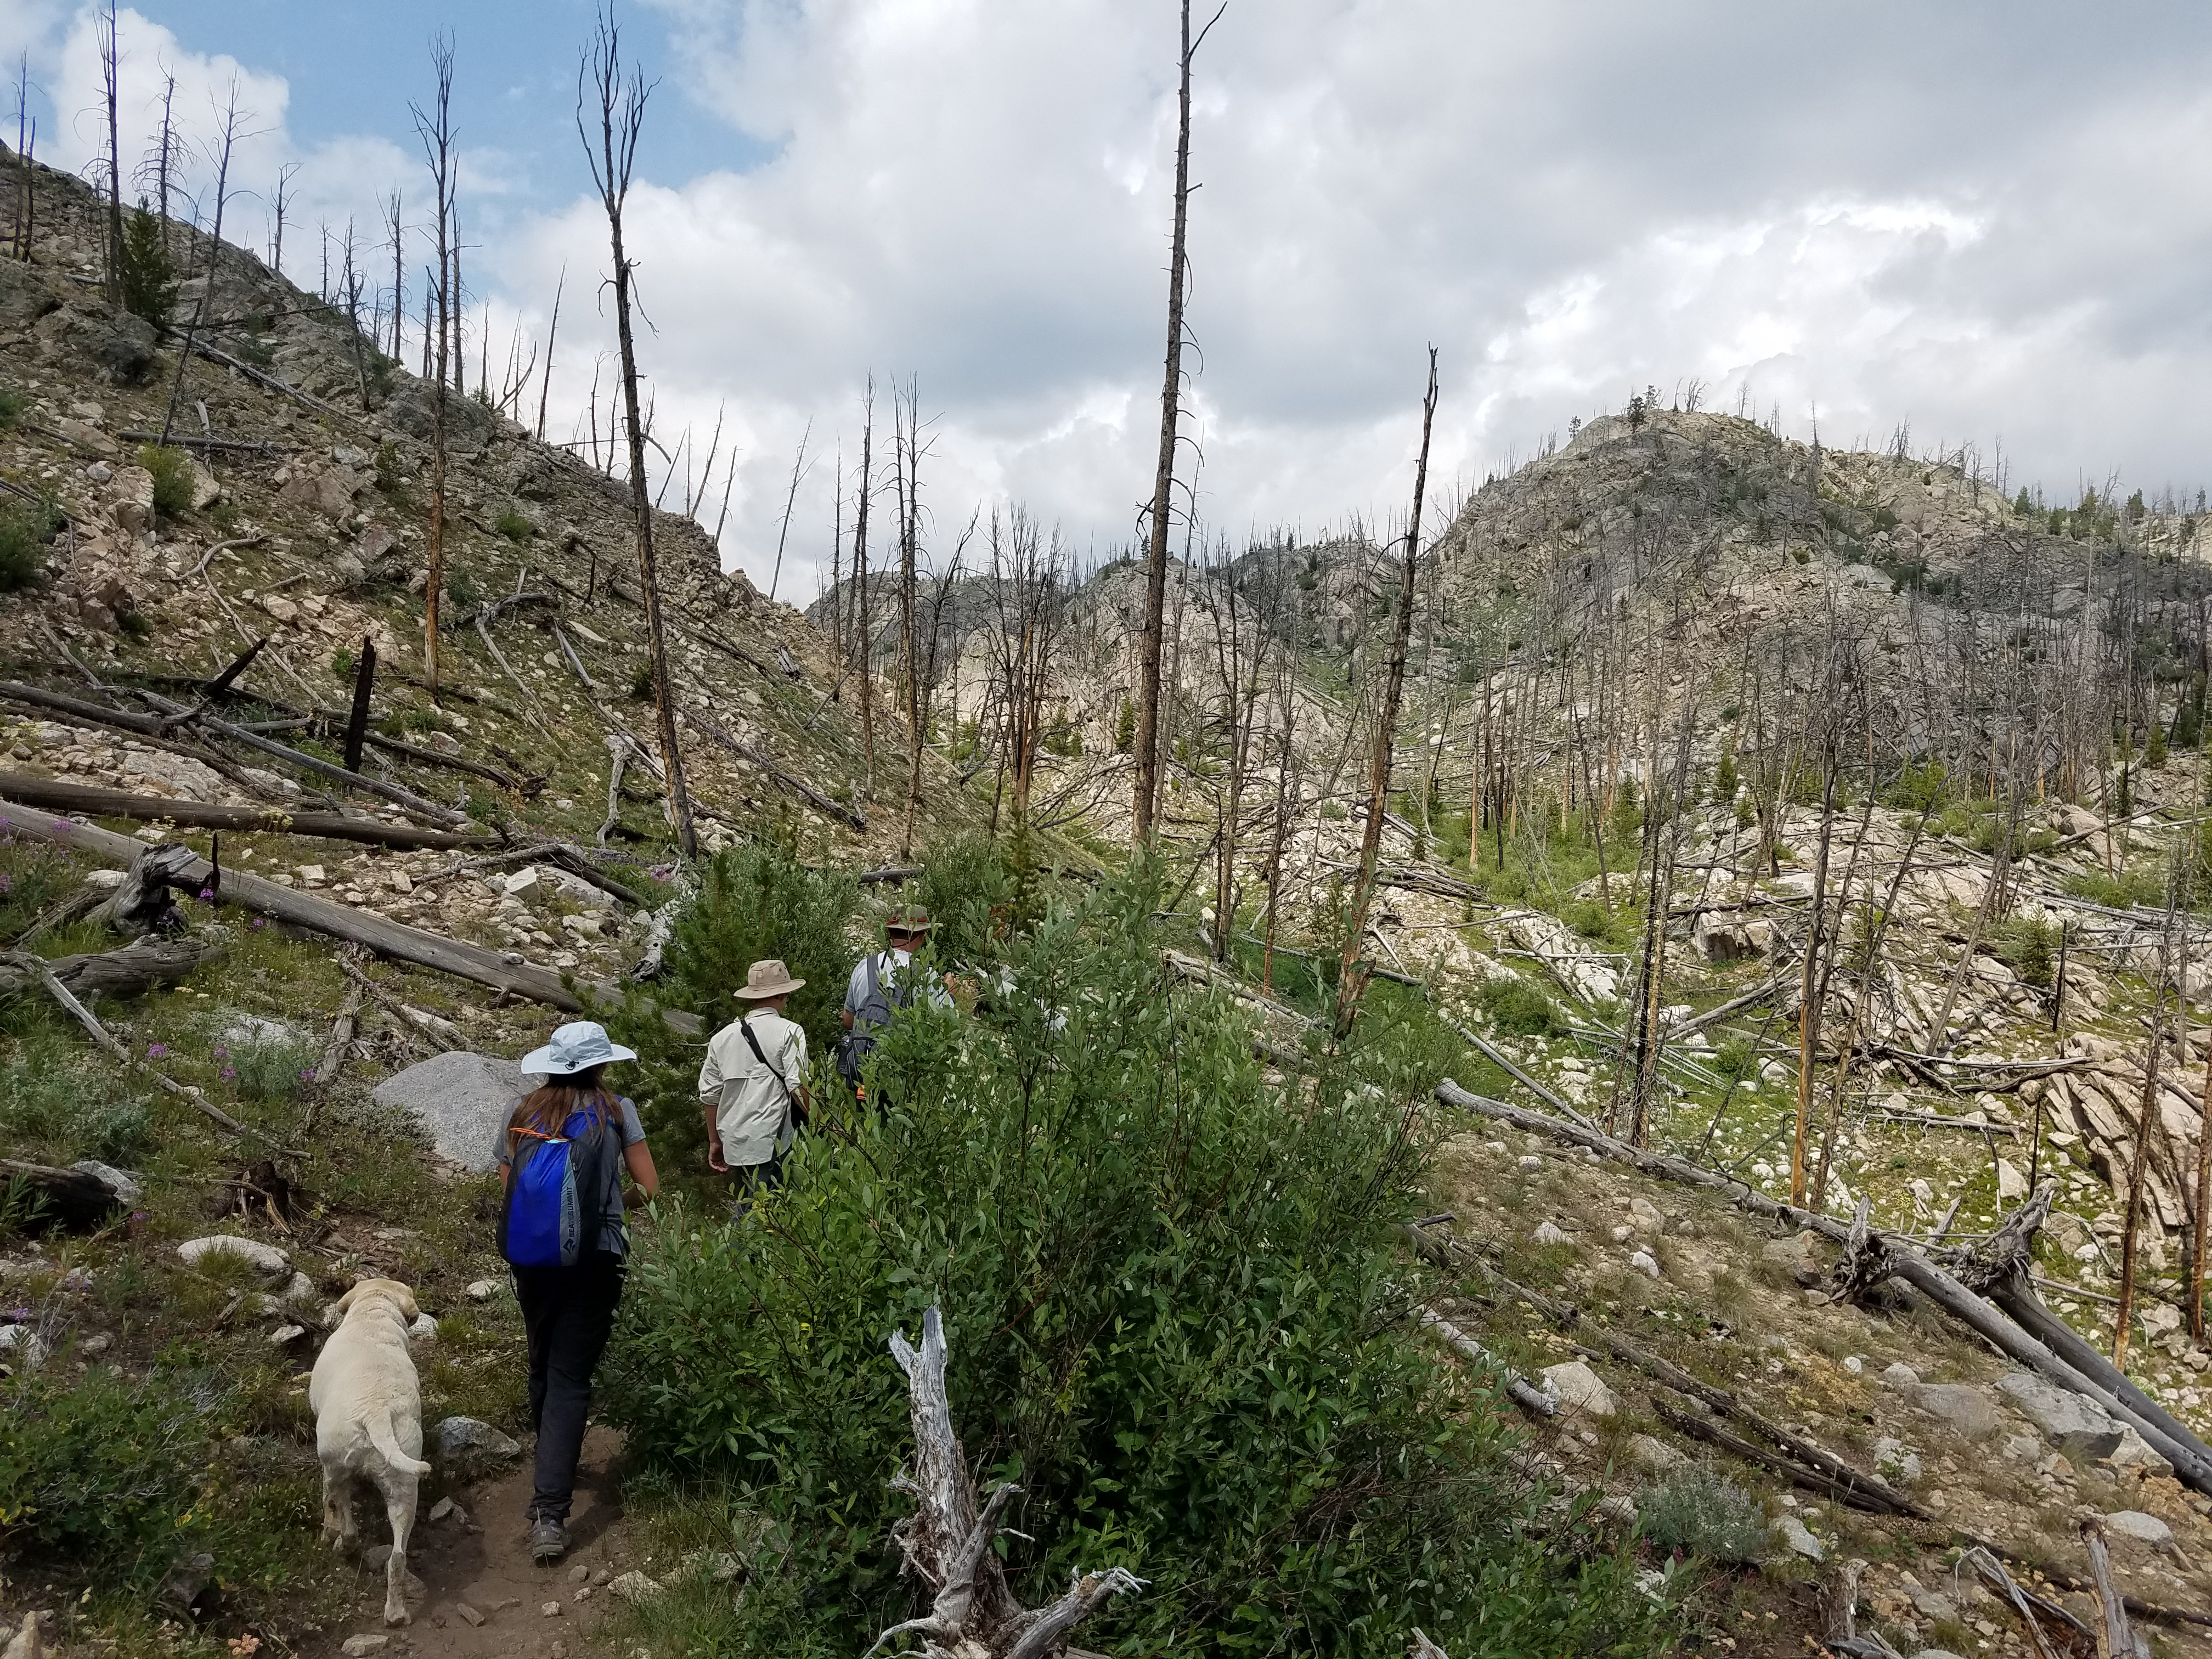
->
xmin=320 ymin=1427 xmax=637 ymax=1659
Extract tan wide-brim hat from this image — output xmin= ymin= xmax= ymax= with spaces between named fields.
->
xmin=886 ymin=906 xmax=934 ymax=935
xmin=735 ymin=957 xmax=806 ymax=1000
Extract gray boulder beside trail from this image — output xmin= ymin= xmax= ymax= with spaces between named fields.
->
xmin=1996 ymin=1371 xmax=2124 ymax=1461
xmin=372 ymin=1052 xmax=527 ymax=1172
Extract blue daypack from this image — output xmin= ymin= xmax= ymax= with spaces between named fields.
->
xmin=499 ymin=1102 xmax=616 ymax=1269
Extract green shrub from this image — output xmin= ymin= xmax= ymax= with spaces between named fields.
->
xmin=630 ymin=663 xmax=657 ymax=702
xmin=117 ymin=201 xmax=178 ymax=332
xmin=0 ymin=495 xmax=60 ymax=590
xmin=1711 ymin=1036 xmax=1753 ymax=1079
xmin=1883 ymin=759 xmax=1951 ymax=812
xmin=1636 ymin=1464 xmax=1767 ymax=1563
xmin=1475 ymin=970 xmax=1560 ymax=1037
xmin=1114 ymin=698 xmax=1135 ymax=753
xmin=0 ymin=382 xmax=24 ymax=428
xmin=137 ymin=444 xmax=194 ymax=521
xmin=0 ymin=1363 xmax=213 ymax=1573
xmin=495 ymin=508 xmax=534 ymax=542
xmin=1993 ymin=917 xmax=2058 ymax=989
xmin=228 ymin=1033 xmax=319 ymax=1104
xmin=609 ymin=871 xmax=1668 ymax=1655
xmin=0 ymin=1034 xmax=150 ymax=1167
xmin=915 ymin=832 xmax=1015 ymax=970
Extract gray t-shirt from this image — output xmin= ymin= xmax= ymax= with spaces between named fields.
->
xmin=498 ymin=1093 xmax=647 ymax=1259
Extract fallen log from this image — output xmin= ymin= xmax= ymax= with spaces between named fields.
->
xmin=0 ymin=936 xmax=216 ymax=1002
xmin=0 ymin=801 xmax=581 ymax=1011
xmin=0 ymin=1158 xmax=129 ymax=1228
xmin=1432 ymin=1078 xmax=2212 ymax=1499
xmin=1418 ymin=1307 xmax=1559 ymax=1416
xmin=0 ymin=774 xmax=491 ymax=850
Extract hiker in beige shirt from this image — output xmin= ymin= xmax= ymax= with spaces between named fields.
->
xmin=697 ymin=958 xmax=810 ymax=1215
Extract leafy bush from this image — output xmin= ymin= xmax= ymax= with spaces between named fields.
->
xmin=913 ymin=832 xmax=1015 ymax=971
xmin=117 ymin=201 xmax=178 ymax=332
xmin=137 ymin=444 xmax=194 ymax=520
xmin=1711 ymin=1036 xmax=1753 ymax=1079
xmin=495 ymin=508 xmax=534 ymax=541
xmin=0 ymin=495 xmax=60 ymax=590
xmin=1882 ymin=759 xmax=1950 ymax=812
xmin=0 ymin=1363 xmax=213 ymax=1573
xmin=1476 ymin=970 xmax=1560 ymax=1037
xmin=630 ymin=663 xmax=657 ymax=702
xmin=1636 ymin=1464 xmax=1767 ymax=1563
xmin=228 ymin=1034 xmax=319 ymax=1104
xmin=0 ymin=382 xmax=24 ymax=428
xmin=609 ymin=870 xmax=1668 ymax=1655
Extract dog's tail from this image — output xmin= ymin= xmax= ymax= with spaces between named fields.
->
xmin=368 ymin=1409 xmax=433 ymax=1479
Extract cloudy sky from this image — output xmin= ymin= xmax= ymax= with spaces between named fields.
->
xmin=7 ymin=2 xmax=2212 ymax=596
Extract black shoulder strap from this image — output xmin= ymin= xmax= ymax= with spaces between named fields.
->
xmin=740 ymin=1019 xmax=794 ymax=1109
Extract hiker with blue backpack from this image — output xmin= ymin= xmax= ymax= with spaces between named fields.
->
xmin=497 ymin=1021 xmax=658 ymax=1565
xmin=835 ymin=906 xmax=952 ymax=1102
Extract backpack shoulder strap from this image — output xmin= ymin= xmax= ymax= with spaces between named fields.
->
xmin=740 ymin=1018 xmax=794 ymax=1108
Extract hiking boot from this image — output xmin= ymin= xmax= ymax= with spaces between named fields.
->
xmin=529 ymin=1517 xmax=570 ymax=1564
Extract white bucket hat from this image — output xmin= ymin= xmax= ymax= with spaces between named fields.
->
xmin=520 ymin=1020 xmax=637 ymax=1077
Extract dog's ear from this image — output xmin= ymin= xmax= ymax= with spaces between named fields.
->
xmin=393 ymin=1284 xmax=420 ymax=1321
xmin=332 ymin=1280 xmax=369 ymax=1317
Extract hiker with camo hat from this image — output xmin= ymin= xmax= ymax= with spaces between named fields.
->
xmin=836 ymin=905 xmax=952 ymax=1102
xmin=698 ymin=958 xmax=810 ymax=1215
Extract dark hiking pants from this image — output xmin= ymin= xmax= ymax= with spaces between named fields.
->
xmin=512 ymin=1251 xmax=624 ymax=1525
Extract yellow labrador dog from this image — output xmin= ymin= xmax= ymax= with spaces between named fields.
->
xmin=312 ymin=1278 xmax=433 ymax=1627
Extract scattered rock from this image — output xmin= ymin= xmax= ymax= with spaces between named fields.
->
xmin=1532 ymin=1221 xmax=1571 ymax=1246
xmin=606 ymin=1571 xmax=664 ymax=1605
xmin=2 ymin=1612 xmax=49 ymax=1659
xmin=1625 ymin=1196 xmax=1664 ymax=1233
xmin=1627 ymin=1249 xmax=1662 ymax=1278
xmin=1995 ymin=1158 xmax=2028 ymax=1203
xmin=1906 ymin=1584 xmax=1959 ymax=1622
xmin=1624 ymin=1433 xmax=1685 ymax=1475
xmin=1774 ymin=1515 xmax=1824 ymax=1562
xmin=1538 ymin=1359 xmax=1617 ymax=1418
xmin=454 ymin=1602 xmax=486 ymax=1628
xmin=427 ymin=1497 xmax=459 ymax=1523
xmin=567 ymin=1565 xmax=590 ymax=1586
xmin=1881 ymin=1362 xmax=1921 ymax=1387
xmin=1908 ymin=1651 xmax=1966 ymax=1659
xmin=1996 ymin=1372 xmax=2123 ymax=1460
xmin=159 ymin=1551 xmax=216 ymax=1616
xmin=341 ymin=1637 xmax=390 ymax=1656
xmin=95 ymin=312 xmax=158 ymax=383
xmin=0 ymin=1327 xmax=49 ymax=1369
xmin=466 ymin=1278 xmax=500 ymax=1301
xmin=1872 ymin=1437 xmax=1923 ymax=1480
xmin=2106 ymin=1425 xmax=2173 ymax=1477
xmin=1762 ymin=1231 xmax=1827 ymax=1288
xmin=1903 ymin=1381 xmax=2001 ymax=1438
xmin=2103 ymin=1510 xmax=2174 ymax=1547
xmin=1515 ymin=1154 xmax=1542 ymax=1172
xmin=177 ymin=1235 xmax=290 ymax=1278
xmin=71 ymin=1160 xmax=140 ymax=1204
xmin=372 ymin=1052 xmax=529 ymax=1172
xmin=435 ymin=1415 xmax=521 ymax=1465
xmin=267 ymin=1324 xmax=307 ymax=1346
xmin=540 ymin=1601 xmax=562 ymax=1618
xmin=121 ymin=750 xmax=224 ymax=800
xmin=408 ymin=1313 xmax=438 ymax=1343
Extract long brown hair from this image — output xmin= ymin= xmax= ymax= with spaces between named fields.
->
xmin=509 ymin=1066 xmax=612 ymax=1144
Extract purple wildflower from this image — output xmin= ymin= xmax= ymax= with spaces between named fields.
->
xmin=220 ymin=1066 xmax=236 ymax=1080
xmin=147 ymin=1043 xmax=168 ymax=1058
xmin=299 ymin=1068 xmax=314 ymax=1081
xmin=252 ymin=917 xmax=267 ymax=929
xmin=198 ymin=887 xmax=215 ymax=901
xmin=213 ymin=1046 xmax=228 ymax=1058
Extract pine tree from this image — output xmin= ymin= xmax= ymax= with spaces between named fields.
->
xmin=117 ymin=201 xmax=176 ymax=332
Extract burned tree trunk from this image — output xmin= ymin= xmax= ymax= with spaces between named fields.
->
xmin=870 ymin=1308 xmax=1142 ymax=1659
xmin=581 ymin=10 xmax=698 ymax=859
xmin=1336 ymin=348 xmax=1438 ymax=1039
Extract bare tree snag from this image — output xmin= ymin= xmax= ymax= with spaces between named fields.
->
xmin=343 ymin=636 xmax=377 ymax=774
xmin=870 ymin=1307 xmax=1142 ymax=1659
xmin=412 ymin=35 xmax=458 ymax=690
xmin=157 ymin=80 xmax=245 ymax=448
xmin=1132 ymin=0 xmax=1224 ymax=844
xmin=581 ymin=10 xmax=698 ymax=857
xmin=536 ymin=262 xmax=565 ymax=440
xmin=1336 ymin=348 xmax=1438 ymax=1038
xmin=0 ymin=937 xmax=215 ymax=1003
xmin=99 ymin=0 xmax=122 ymax=303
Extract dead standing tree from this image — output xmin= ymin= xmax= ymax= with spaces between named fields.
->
xmin=410 ymin=36 xmax=458 ymax=690
xmin=1336 ymin=348 xmax=1440 ymax=1039
xmin=580 ymin=7 xmax=699 ymax=857
xmin=1131 ymin=0 xmax=1226 ymax=845
xmin=156 ymin=78 xmax=247 ymax=447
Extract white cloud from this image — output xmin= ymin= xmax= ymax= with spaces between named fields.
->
xmin=30 ymin=1 xmax=2212 ymax=589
